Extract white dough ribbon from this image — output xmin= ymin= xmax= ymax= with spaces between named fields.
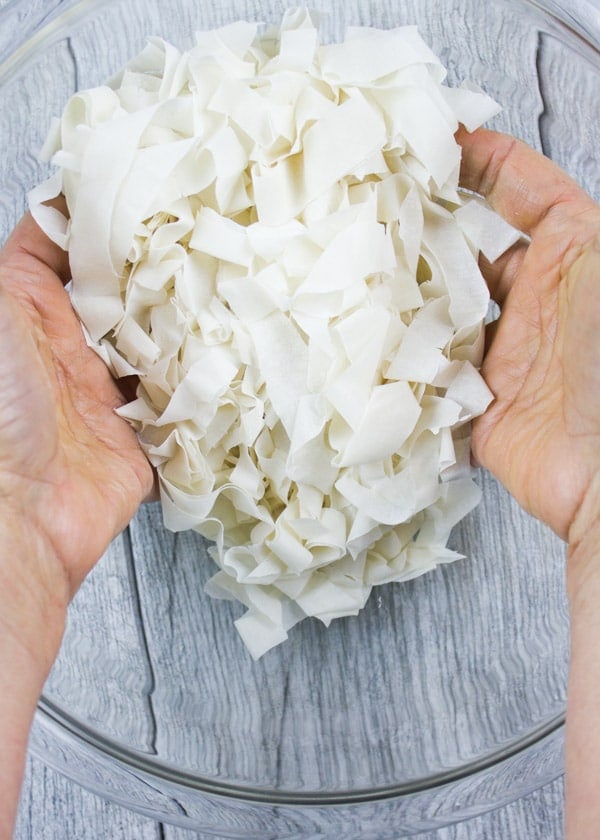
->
xmin=31 ymin=10 xmax=513 ymax=658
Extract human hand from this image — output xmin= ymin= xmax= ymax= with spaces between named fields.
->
xmin=458 ymin=127 xmax=600 ymax=546
xmin=0 ymin=213 xmax=154 ymax=839
xmin=458 ymin=129 xmax=600 ymax=840
xmin=0 ymin=212 xmax=154 ymax=603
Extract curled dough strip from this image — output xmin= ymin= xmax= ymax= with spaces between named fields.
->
xmin=32 ymin=12 xmax=518 ymax=658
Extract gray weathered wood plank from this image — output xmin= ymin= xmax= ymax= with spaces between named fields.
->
xmin=42 ymin=531 xmax=159 ymax=752
xmin=535 ymin=29 xmax=600 ymax=200
xmin=15 ymin=754 xmax=162 ymax=840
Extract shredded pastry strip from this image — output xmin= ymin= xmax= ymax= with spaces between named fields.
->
xmin=31 ymin=9 xmax=521 ymax=657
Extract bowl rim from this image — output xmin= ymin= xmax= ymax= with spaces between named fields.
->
xmin=30 ymin=704 xmax=566 ymax=834
xmin=37 ymin=695 xmax=565 ymax=804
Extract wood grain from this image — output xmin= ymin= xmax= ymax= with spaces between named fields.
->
xmin=535 ymin=29 xmax=600 ymax=200
xmin=15 ymin=755 xmax=162 ymax=840
xmin=43 ymin=531 xmax=159 ymax=753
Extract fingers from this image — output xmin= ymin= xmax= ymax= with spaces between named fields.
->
xmin=0 ymin=208 xmax=70 ymax=284
xmin=457 ymin=126 xmax=595 ymax=236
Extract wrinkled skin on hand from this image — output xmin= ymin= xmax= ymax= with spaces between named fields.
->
xmin=458 ymin=127 xmax=600 ymax=544
xmin=0 ymin=213 xmax=154 ymax=599
xmin=458 ymin=133 xmax=600 ymax=840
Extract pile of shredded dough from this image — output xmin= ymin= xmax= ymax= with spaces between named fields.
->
xmin=31 ymin=9 xmax=521 ymax=658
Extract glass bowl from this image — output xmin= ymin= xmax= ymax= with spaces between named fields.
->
xmin=1 ymin=0 xmax=598 ymax=835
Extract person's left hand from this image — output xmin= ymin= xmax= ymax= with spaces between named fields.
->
xmin=0 ymin=213 xmax=154 ymax=601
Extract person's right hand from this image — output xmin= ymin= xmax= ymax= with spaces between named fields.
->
xmin=458 ymin=128 xmax=600 ymax=840
xmin=458 ymin=127 xmax=600 ymax=547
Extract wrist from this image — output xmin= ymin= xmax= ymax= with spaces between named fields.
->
xmin=0 ymin=505 xmax=69 ymax=673
xmin=0 ymin=506 xmax=69 ymax=840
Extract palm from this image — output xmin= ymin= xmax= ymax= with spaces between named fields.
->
xmin=0 ymin=214 xmax=153 ymax=593
xmin=459 ymin=128 xmax=600 ymax=539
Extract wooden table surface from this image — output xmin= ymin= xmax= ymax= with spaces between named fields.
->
xmin=4 ymin=0 xmax=599 ymax=837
